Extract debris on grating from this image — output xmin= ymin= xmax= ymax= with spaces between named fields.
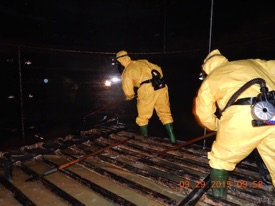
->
xmin=0 ymin=125 xmax=274 ymax=206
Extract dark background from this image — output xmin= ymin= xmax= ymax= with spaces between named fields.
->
xmin=1 ymin=0 xmax=275 ymax=149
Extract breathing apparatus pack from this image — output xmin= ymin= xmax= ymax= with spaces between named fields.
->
xmin=251 ymin=88 xmax=275 ymax=127
xmin=218 ymin=78 xmax=275 ymax=127
xmin=140 ymin=69 xmax=166 ymax=90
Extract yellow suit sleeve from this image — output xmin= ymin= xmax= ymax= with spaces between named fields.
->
xmin=194 ymin=81 xmax=219 ymax=131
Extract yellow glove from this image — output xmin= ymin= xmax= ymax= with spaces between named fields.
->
xmin=125 ymin=95 xmax=136 ymax=101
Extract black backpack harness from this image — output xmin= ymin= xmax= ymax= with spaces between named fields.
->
xmin=140 ymin=69 xmax=166 ymax=90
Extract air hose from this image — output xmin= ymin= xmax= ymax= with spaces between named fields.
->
xmin=218 ymin=78 xmax=275 ymax=126
xmin=220 ymin=78 xmax=267 ymax=114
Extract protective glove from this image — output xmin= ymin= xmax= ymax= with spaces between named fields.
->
xmin=125 ymin=95 xmax=136 ymax=101
xmin=125 ymin=97 xmax=134 ymax=101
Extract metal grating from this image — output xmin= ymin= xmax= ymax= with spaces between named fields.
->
xmin=0 ymin=124 xmax=274 ymax=206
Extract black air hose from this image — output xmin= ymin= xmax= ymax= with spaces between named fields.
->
xmin=221 ymin=78 xmax=267 ymax=113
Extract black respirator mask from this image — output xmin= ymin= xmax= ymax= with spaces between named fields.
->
xmin=199 ymin=53 xmax=223 ymax=81
xmin=199 ymin=71 xmax=207 ymax=81
xmin=112 ymin=57 xmax=124 ymax=74
xmin=115 ymin=54 xmax=128 ymax=74
xmin=115 ymin=60 xmax=124 ymax=74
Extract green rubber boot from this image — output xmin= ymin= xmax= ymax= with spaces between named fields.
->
xmin=140 ymin=125 xmax=148 ymax=136
xmin=210 ymin=168 xmax=229 ymax=199
xmin=164 ymin=123 xmax=176 ymax=144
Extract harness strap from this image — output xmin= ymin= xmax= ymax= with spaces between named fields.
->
xmin=232 ymin=97 xmax=256 ymax=105
xmin=140 ymin=79 xmax=151 ymax=86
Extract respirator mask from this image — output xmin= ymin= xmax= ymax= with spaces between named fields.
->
xmin=199 ymin=71 xmax=207 ymax=81
xmin=115 ymin=60 xmax=124 ymax=74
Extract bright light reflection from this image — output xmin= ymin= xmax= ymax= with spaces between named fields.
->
xmin=111 ymin=76 xmax=120 ymax=82
xmin=24 ymin=61 xmax=32 ymax=65
xmin=43 ymin=79 xmax=49 ymax=83
xmin=105 ymin=80 xmax=112 ymax=87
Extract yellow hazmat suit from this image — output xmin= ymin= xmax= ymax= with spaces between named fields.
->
xmin=116 ymin=50 xmax=176 ymax=143
xmin=194 ymin=49 xmax=275 ymax=187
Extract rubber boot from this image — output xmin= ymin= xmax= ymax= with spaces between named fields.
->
xmin=164 ymin=123 xmax=176 ymax=144
xmin=210 ymin=168 xmax=229 ymax=199
xmin=140 ymin=125 xmax=148 ymax=136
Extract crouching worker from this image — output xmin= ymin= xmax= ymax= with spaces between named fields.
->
xmin=193 ymin=49 xmax=275 ymax=198
xmin=116 ymin=50 xmax=176 ymax=144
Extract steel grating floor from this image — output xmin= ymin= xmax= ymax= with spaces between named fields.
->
xmin=0 ymin=124 xmax=275 ymax=206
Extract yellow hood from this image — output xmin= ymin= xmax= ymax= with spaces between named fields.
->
xmin=202 ymin=49 xmax=229 ymax=74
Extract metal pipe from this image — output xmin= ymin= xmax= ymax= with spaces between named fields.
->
xmin=25 ymin=135 xmax=135 ymax=181
xmin=18 ymin=46 xmax=25 ymax=145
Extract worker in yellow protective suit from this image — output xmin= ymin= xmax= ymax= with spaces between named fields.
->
xmin=193 ymin=49 xmax=275 ymax=198
xmin=116 ymin=50 xmax=176 ymax=144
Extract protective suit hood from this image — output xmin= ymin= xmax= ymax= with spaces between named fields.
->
xmin=116 ymin=50 xmax=131 ymax=67
xmin=202 ymin=49 xmax=229 ymax=75
xmin=116 ymin=50 xmax=128 ymax=59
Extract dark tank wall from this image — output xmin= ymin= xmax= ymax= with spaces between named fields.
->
xmin=0 ymin=45 xmax=206 ymax=149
